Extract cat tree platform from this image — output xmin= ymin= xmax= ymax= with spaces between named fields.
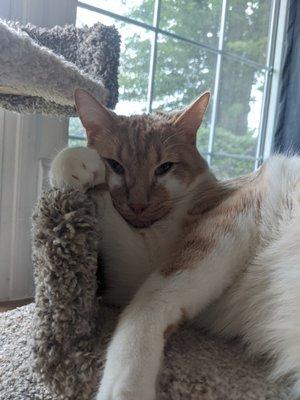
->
xmin=0 ymin=20 xmax=120 ymax=115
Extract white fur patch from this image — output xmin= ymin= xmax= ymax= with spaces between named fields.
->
xmin=108 ymin=173 xmax=122 ymax=189
xmin=163 ymin=176 xmax=186 ymax=196
xmin=50 ymin=146 xmax=105 ymax=191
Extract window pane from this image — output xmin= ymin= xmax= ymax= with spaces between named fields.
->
xmin=68 ymin=118 xmax=87 ymax=146
xmin=69 ymin=117 xmax=85 ymax=139
xmin=117 ymin=27 xmax=152 ymax=115
xmin=153 ymin=37 xmax=217 ymax=110
xmin=76 ymin=7 xmax=152 ymax=115
xmin=160 ymin=0 xmax=222 ymax=48
xmin=79 ymin=0 xmax=154 ymax=24
xmin=77 ymin=5 xmax=119 ymax=27
xmin=211 ymin=155 xmax=254 ymax=180
xmin=69 ymin=137 xmax=87 ymax=147
xmin=213 ymin=57 xmax=265 ymax=158
xmin=153 ymin=35 xmax=217 ymax=151
xmin=224 ymin=0 xmax=273 ymax=64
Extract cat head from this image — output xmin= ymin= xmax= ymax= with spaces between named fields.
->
xmin=75 ymin=88 xmax=211 ymax=228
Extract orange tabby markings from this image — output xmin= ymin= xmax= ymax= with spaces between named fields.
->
xmin=161 ymin=172 xmax=264 ymax=277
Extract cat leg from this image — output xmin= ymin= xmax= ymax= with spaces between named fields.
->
xmin=96 ymin=220 xmax=251 ymax=400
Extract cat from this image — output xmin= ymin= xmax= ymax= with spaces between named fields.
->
xmin=50 ymin=88 xmax=300 ymax=400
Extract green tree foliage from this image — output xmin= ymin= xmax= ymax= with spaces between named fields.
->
xmin=197 ymin=127 xmax=257 ymax=179
xmin=68 ymin=117 xmax=86 ymax=147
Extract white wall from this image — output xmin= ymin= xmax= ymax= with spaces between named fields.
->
xmin=0 ymin=0 xmax=77 ymax=300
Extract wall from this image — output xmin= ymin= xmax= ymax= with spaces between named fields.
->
xmin=0 ymin=0 xmax=77 ymax=300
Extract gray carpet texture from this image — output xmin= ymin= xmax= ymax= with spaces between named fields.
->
xmin=0 ymin=303 xmax=291 ymax=400
xmin=0 ymin=20 xmax=120 ymax=115
xmin=0 ymin=187 xmax=291 ymax=399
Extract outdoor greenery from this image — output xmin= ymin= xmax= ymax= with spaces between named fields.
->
xmin=70 ymin=0 xmax=272 ymax=178
xmin=69 ymin=117 xmax=86 ymax=146
xmin=197 ymin=126 xmax=257 ymax=179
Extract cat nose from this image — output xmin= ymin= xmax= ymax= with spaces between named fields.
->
xmin=129 ymin=203 xmax=147 ymax=214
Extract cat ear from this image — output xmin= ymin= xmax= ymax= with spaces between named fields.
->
xmin=74 ymin=88 xmax=116 ymax=144
xmin=173 ymin=92 xmax=210 ymax=144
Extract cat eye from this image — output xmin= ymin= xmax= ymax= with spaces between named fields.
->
xmin=155 ymin=162 xmax=174 ymax=177
xmin=105 ymin=158 xmax=125 ymax=175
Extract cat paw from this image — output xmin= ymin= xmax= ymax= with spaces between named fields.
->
xmin=50 ymin=147 xmax=105 ymax=192
xmin=96 ymin=360 xmax=155 ymax=400
xmin=96 ymin=380 xmax=155 ymax=400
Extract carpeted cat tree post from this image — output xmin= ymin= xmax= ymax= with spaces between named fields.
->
xmin=31 ymin=187 xmax=115 ymax=399
xmin=0 ymin=19 xmax=291 ymax=400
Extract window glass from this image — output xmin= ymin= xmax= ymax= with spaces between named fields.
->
xmin=79 ymin=0 xmax=154 ymax=24
xmin=224 ymin=0 xmax=273 ymax=63
xmin=212 ymin=57 xmax=265 ymax=161
xmin=70 ymin=0 xmax=277 ymax=177
xmin=159 ymin=0 xmax=222 ymax=48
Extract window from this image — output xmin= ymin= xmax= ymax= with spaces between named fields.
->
xmin=69 ymin=0 xmax=283 ymax=179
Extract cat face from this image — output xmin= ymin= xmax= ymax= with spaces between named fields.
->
xmin=75 ymin=89 xmax=210 ymax=228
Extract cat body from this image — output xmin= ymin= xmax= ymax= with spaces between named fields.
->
xmin=50 ymin=88 xmax=300 ymax=399
xmin=95 ymin=186 xmax=183 ymax=306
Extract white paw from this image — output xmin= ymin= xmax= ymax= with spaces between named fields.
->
xmin=96 ymin=345 xmax=156 ymax=400
xmin=50 ymin=147 xmax=105 ymax=192
xmin=97 ymin=372 xmax=155 ymax=400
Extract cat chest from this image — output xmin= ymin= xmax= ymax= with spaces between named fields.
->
xmin=99 ymin=208 xmax=177 ymax=305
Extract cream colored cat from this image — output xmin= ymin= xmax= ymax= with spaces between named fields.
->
xmin=50 ymin=88 xmax=300 ymax=400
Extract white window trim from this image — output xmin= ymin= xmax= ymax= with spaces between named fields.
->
xmin=262 ymin=0 xmax=289 ymax=160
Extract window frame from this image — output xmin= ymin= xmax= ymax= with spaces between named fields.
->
xmin=75 ymin=0 xmax=288 ymax=168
